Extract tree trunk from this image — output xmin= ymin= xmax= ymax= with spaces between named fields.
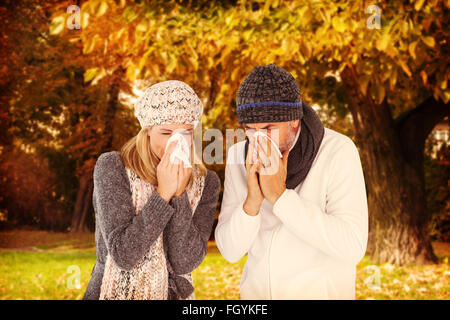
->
xmin=70 ymin=172 xmax=93 ymax=233
xmin=340 ymin=66 xmax=444 ymax=265
xmin=102 ymin=74 xmax=121 ymax=151
xmin=70 ymin=66 xmax=125 ymax=233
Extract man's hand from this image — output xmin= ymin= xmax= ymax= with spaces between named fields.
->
xmin=243 ymin=142 xmax=264 ymax=216
xmin=257 ymin=138 xmax=289 ymax=205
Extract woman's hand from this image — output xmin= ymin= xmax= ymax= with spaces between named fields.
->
xmin=174 ymin=164 xmax=192 ymax=197
xmin=156 ymin=141 xmax=179 ymax=202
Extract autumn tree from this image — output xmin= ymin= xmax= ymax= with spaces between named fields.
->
xmin=0 ymin=0 xmax=81 ymax=230
xmin=49 ymin=0 xmax=449 ymax=263
xmin=0 ymin=0 xmax=135 ymax=231
xmin=285 ymin=0 xmax=449 ymax=265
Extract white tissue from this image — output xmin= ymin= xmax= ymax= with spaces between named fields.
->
xmin=251 ymin=131 xmax=282 ymax=163
xmin=165 ymin=132 xmax=192 ymax=168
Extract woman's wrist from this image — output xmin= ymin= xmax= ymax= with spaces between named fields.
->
xmin=173 ymin=190 xmax=185 ymax=198
xmin=156 ymin=187 xmax=172 ymax=203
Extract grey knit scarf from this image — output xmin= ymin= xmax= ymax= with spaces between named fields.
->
xmin=244 ymin=102 xmax=324 ymax=189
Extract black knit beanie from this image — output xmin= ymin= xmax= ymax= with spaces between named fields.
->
xmin=236 ymin=64 xmax=303 ymax=123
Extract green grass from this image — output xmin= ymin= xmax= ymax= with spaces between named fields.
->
xmin=0 ymin=230 xmax=449 ymax=300
xmin=0 ymin=250 xmax=95 ymax=300
xmin=192 ymin=245 xmax=247 ymax=300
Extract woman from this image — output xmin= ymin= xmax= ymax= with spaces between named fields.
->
xmin=82 ymin=80 xmax=220 ymax=300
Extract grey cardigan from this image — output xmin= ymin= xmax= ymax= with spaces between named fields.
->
xmin=82 ymin=151 xmax=220 ymax=300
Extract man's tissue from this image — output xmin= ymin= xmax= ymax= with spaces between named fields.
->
xmin=250 ymin=131 xmax=282 ymax=163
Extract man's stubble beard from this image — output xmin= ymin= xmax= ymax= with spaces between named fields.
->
xmin=280 ymin=123 xmax=300 ymax=152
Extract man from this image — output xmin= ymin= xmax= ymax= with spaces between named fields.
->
xmin=215 ymin=64 xmax=368 ymax=299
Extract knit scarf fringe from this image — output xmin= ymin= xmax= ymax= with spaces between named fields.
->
xmin=99 ymin=167 xmax=205 ymax=300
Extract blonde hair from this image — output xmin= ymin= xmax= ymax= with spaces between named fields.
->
xmin=119 ymin=126 xmax=207 ymax=185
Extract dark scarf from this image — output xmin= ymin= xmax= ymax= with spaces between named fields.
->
xmin=244 ymin=102 xmax=325 ymax=189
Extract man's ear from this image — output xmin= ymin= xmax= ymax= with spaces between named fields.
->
xmin=291 ymin=119 xmax=300 ymax=129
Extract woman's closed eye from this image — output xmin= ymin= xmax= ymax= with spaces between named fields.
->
xmin=174 ymin=130 xmax=192 ymax=136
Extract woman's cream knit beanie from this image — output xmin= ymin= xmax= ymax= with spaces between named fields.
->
xmin=134 ymin=80 xmax=203 ymax=128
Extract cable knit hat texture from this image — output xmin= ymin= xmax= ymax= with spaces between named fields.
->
xmin=134 ymin=80 xmax=203 ymax=128
xmin=236 ymin=64 xmax=303 ymax=123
